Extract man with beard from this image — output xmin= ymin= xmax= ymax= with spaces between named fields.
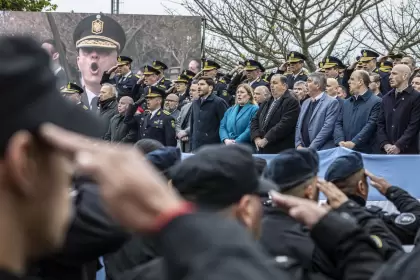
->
xmin=73 ymin=14 xmax=126 ymax=111
xmin=164 ymin=94 xmax=180 ymax=119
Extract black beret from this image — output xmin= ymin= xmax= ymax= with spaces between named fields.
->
xmin=73 ymin=14 xmax=126 ymax=52
xmin=263 ymin=148 xmax=319 ymax=192
xmin=0 ymin=36 xmax=105 ymax=155
xmin=170 ymin=145 xmax=278 ymax=209
xmin=146 ymin=147 xmax=181 ymax=172
xmin=324 ymin=152 xmax=364 ymax=182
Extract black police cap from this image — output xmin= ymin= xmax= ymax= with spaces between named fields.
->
xmin=324 ymin=152 xmax=364 ymax=182
xmin=174 ymin=74 xmax=190 ymax=84
xmin=181 ymin=69 xmax=195 ymax=79
xmin=152 ymin=60 xmax=168 ymax=71
xmin=73 ymin=14 xmax=126 ymax=52
xmin=244 ymin=59 xmax=265 ymax=72
xmin=202 ymin=59 xmax=221 ymax=71
xmin=117 ymin=56 xmax=133 ymax=66
xmin=145 ymin=86 xmax=166 ymax=99
xmin=143 ymin=65 xmax=161 ymax=75
xmin=263 ymin=148 xmax=319 ymax=192
xmin=170 ymin=145 xmax=278 ymax=209
xmin=0 ymin=36 xmax=105 ymax=155
xmin=323 ymin=56 xmax=344 ymax=69
xmin=287 ymin=51 xmax=307 ymax=63
xmin=60 ymin=82 xmax=84 ymax=94
xmin=359 ymin=49 xmax=380 ymax=62
xmin=379 ymin=61 xmax=393 ymax=72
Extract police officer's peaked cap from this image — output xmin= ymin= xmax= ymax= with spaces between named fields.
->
xmin=379 ymin=60 xmax=393 ymax=72
xmin=145 ymin=86 xmax=166 ymax=99
xmin=287 ymin=51 xmax=307 ymax=63
xmin=324 ymin=152 xmax=364 ymax=183
xmin=117 ymin=56 xmax=133 ymax=66
xmin=143 ymin=65 xmax=161 ymax=75
xmin=359 ymin=49 xmax=380 ymax=62
xmin=60 ymin=82 xmax=84 ymax=94
xmin=152 ymin=60 xmax=168 ymax=71
xmin=244 ymin=59 xmax=265 ymax=72
xmin=202 ymin=59 xmax=221 ymax=71
xmin=174 ymin=74 xmax=190 ymax=84
xmin=73 ymin=14 xmax=126 ymax=52
xmin=263 ymin=148 xmax=319 ymax=193
xmin=182 ymin=69 xmax=196 ymax=79
xmin=322 ymin=56 xmax=344 ymax=69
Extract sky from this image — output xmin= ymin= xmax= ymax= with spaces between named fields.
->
xmin=51 ymin=0 xmax=190 ymax=15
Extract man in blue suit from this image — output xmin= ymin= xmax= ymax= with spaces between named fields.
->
xmin=334 ymin=70 xmax=381 ymax=154
xmin=295 ymin=72 xmax=340 ymax=151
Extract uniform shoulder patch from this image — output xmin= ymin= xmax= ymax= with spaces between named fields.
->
xmin=171 ymin=119 xmax=175 ymax=128
xmin=163 ymin=110 xmax=171 ymax=115
xmin=83 ymin=105 xmax=89 ymax=110
xmin=135 ymin=74 xmax=141 ymax=78
xmin=370 ymin=235 xmax=383 ymax=248
xmin=395 ymin=213 xmax=416 ymax=225
xmin=222 ymin=90 xmax=228 ymax=96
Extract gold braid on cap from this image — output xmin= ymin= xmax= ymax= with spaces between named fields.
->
xmin=76 ymin=35 xmax=120 ymax=50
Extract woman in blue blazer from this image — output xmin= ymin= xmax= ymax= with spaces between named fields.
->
xmin=220 ymin=84 xmax=259 ymax=145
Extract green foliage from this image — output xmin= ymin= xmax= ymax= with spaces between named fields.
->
xmin=0 ymin=0 xmax=57 ymax=12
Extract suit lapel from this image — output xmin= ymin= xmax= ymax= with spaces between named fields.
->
xmin=309 ymin=94 xmax=325 ymax=123
xmin=259 ymin=100 xmax=271 ymax=128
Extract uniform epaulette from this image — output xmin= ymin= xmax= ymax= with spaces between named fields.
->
xmin=163 ymin=110 xmax=171 ymax=115
xmin=284 ymin=72 xmax=292 ymax=75
xmin=83 ymin=105 xmax=89 ymax=110
xmin=135 ymin=74 xmax=141 ymax=79
xmin=301 ymin=69 xmax=309 ymax=75
xmin=219 ymin=79 xmax=226 ymax=84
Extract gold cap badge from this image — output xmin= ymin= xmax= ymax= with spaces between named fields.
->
xmin=363 ymin=51 xmax=367 ymax=57
xmin=291 ymin=52 xmax=295 ymax=58
xmin=91 ymin=15 xmax=104 ymax=35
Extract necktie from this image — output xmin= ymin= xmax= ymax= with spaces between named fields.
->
xmin=264 ymin=99 xmax=278 ymax=125
xmin=91 ymin=97 xmax=99 ymax=113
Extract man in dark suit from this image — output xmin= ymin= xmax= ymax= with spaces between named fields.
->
xmin=334 ymin=70 xmax=381 ymax=154
xmin=295 ymin=73 xmax=340 ymax=151
xmin=251 ymin=74 xmax=300 ymax=154
xmin=377 ymin=64 xmax=420 ymax=154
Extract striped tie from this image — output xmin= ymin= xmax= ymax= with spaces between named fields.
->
xmin=264 ymin=99 xmax=278 ymax=125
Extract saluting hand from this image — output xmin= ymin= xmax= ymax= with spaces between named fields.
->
xmin=38 ymin=124 xmax=184 ymax=233
xmin=270 ymin=191 xmax=328 ymax=229
xmin=365 ymin=170 xmax=392 ymax=196
xmin=317 ymin=178 xmax=348 ymax=209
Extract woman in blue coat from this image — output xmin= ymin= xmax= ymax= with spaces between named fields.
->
xmin=220 ymin=84 xmax=259 ymax=145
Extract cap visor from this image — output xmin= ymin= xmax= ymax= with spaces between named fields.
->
xmin=203 ymin=67 xmax=216 ymax=71
xmin=288 ymin=59 xmax=302 ymax=63
xmin=244 ymin=67 xmax=257 ymax=71
xmin=359 ymin=57 xmax=374 ymax=62
xmin=322 ymin=63 xmax=337 ymax=69
xmin=24 ymin=90 xmax=107 ymax=139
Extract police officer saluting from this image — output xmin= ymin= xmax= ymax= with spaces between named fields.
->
xmin=325 ymin=152 xmax=420 ymax=245
xmin=243 ymin=59 xmax=269 ymax=89
xmin=60 ymin=82 xmax=89 ymax=110
xmin=152 ymin=60 xmax=172 ymax=89
xmin=286 ymin=51 xmax=308 ymax=89
xmin=101 ymin=55 xmax=138 ymax=98
xmin=138 ymin=86 xmax=177 ymax=146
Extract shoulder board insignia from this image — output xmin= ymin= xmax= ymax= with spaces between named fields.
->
xmin=171 ymin=119 xmax=175 ymax=128
xmin=301 ymin=70 xmax=309 ymax=75
xmin=83 ymin=105 xmax=89 ymax=110
xmin=220 ymin=79 xmax=226 ymax=84
xmin=135 ymin=74 xmax=141 ymax=78
xmin=128 ymin=75 xmax=132 ymax=78
xmin=222 ymin=90 xmax=228 ymax=96
xmin=395 ymin=213 xmax=416 ymax=225
xmin=163 ymin=110 xmax=171 ymax=115
xmin=157 ymin=111 xmax=161 ymax=116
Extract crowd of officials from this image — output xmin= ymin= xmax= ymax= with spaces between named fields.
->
xmin=59 ymin=45 xmax=420 ymax=156
xmin=3 ymin=29 xmax=420 ymax=280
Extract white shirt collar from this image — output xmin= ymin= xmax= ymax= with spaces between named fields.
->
xmin=85 ymin=87 xmax=99 ymax=109
xmin=150 ymin=108 xmax=160 ymax=119
xmin=123 ymin=71 xmax=132 ymax=79
xmin=311 ymin=92 xmax=324 ymax=102
xmin=54 ymin=67 xmax=63 ymax=76
xmin=249 ymin=77 xmax=259 ymax=86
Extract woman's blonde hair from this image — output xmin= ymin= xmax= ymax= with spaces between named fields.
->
xmin=236 ymin=84 xmax=257 ymax=105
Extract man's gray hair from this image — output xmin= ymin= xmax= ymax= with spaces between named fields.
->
xmin=255 ymin=85 xmax=271 ymax=98
xmin=294 ymin=81 xmax=307 ymax=88
xmin=308 ymin=72 xmax=327 ymax=91
xmin=102 ymin=83 xmax=117 ymax=97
